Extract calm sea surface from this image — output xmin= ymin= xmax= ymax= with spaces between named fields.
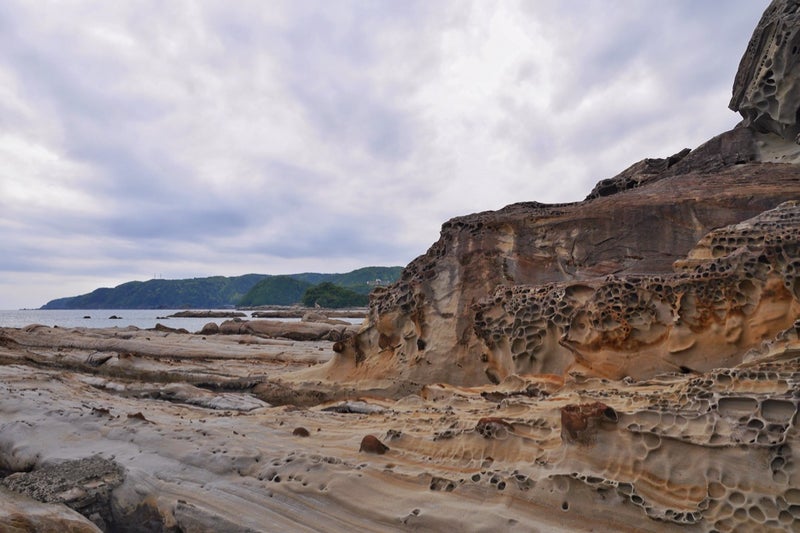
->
xmin=0 ymin=309 xmax=350 ymax=331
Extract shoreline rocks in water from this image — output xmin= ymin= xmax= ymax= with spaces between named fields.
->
xmin=217 ymin=319 xmax=359 ymax=342
xmin=167 ymin=310 xmax=247 ymax=318
xmin=248 ymin=307 xmax=367 ymax=319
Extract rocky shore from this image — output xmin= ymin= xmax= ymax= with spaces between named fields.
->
xmin=2 ymin=2 xmax=800 ymax=531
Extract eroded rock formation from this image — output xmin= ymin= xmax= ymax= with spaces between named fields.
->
xmin=474 ymin=201 xmax=800 ymax=382
xmin=0 ymin=321 xmax=798 ymax=531
xmin=315 ymin=1 xmax=800 ymax=390
xmin=317 ymin=168 xmax=800 ymax=388
xmin=730 ymin=0 xmax=800 ymax=140
xmin=2 ymin=3 xmax=800 ymax=532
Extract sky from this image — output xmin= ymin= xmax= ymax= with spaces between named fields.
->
xmin=0 ymin=0 xmax=771 ymax=309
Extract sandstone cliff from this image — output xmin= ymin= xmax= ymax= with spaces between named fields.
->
xmin=314 ymin=0 xmax=800 ymax=392
xmin=313 ymin=165 xmax=800 ymax=388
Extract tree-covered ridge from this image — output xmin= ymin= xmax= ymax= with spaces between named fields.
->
xmin=41 ymin=267 xmax=404 ymax=309
xmin=236 ymin=266 xmax=403 ymax=306
xmin=301 ymin=282 xmax=369 ymax=308
xmin=41 ymin=274 xmax=267 ymax=310
xmin=289 ymin=266 xmax=404 ymax=294
xmin=236 ymin=276 xmax=313 ymax=307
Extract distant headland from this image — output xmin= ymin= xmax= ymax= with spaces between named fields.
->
xmin=40 ymin=266 xmax=403 ymax=310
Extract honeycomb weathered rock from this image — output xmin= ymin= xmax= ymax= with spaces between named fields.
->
xmin=730 ymin=0 xmax=800 ymax=140
xmin=321 ymin=168 xmax=800 ymax=388
xmin=473 ymin=201 xmax=800 ymax=382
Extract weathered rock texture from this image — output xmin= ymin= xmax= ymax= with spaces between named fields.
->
xmin=318 ymin=167 xmax=800 ymax=388
xmin=2 ymin=4 xmax=800 ymax=533
xmin=316 ymin=0 xmax=800 ymax=387
xmin=3 ymin=456 xmax=123 ymax=531
xmin=474 ymin=201 xmax=800 ymax=382
xmin=1 ymin=325 xmax=799 ymax=532
xmin=730 ymin=0 xmax=800 ymax=140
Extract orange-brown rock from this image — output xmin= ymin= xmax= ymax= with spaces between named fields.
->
xmin=472 ymin=201 xmax=800 ymax=381
xmin=560 ymin=402 xmax=618 ymax=445
xmin=359 ymin=435 xmax=389 ymax=454
xmin=292 ymin=427 xmax=310 ymax=437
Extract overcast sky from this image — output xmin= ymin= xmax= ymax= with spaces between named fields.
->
xmin=0 ymin=1 xmax=770 ymax=309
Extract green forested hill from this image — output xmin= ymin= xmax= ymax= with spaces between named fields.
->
xmin=289 ymin=266 xmax=404 ymax=294
xmin=236 ymin=276 xmax=313 ymax=307
xmin=41 ymin=266 xmax=404 ymax=309
xmin=237 ymin=266 xmax=403 ymax=306
xmin=41 ymin=274 xmax=267 ymax=309
xmin=300 ymin=282 xmax=369 ymax=308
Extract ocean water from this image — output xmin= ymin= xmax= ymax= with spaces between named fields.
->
xmin=0 ymin=309 xmax=314 ymax=331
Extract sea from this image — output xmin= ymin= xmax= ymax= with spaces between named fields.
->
xmin=0 ymin=309 xmax=361 ymax=331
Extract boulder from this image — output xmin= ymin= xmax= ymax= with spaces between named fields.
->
xmin=219 ymin=319 xmax=357 ymax=341
xmin=358 ymin=435 xmax=389 ymax=454
xmin=2 ymin=456 xmax=123 ymax=531
xmin=199 ymin=322 xmax=220 ymax=335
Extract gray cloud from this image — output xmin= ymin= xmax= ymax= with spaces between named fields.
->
xmin=0 ymin=0 xmax=772 ymax=308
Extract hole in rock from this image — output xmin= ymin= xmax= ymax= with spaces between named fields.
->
xmin=603 ymin=406 xmax=618 ymax=422
xmin=730 ymin=491 xmax=745 ymax=505
xmin=761 ymin=399 xmax=797 ymax=423
xmin=748 ymin=505 xmax=766 ymax=523
xmin=718 ymin=397 xmax=758 ymax=417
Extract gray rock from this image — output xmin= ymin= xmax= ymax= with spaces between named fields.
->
xmin=730 ymin=0 xmax=800 ymax=140
xmin=199 ymin=321 xmax=220 ymax=335
xmin=2 ymin=455 xmax=123 ymax=529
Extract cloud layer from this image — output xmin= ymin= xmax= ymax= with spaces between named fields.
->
xmin=0 ymin=1 xmax=770 ymax=308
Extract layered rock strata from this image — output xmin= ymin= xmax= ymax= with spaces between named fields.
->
xmin=0 ymin=324 xmax=798 ymax=531
xmin=318 ymin=167 xmax=800 ymax=387
xmin=473 ymin=201 xmax=800 ymax=383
